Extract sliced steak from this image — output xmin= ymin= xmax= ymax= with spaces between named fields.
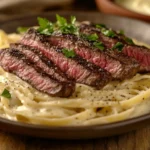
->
xmin=21 ymin=29 xmax=112 ymax=89
xmin=11 ymin=43 xmax=71 ymax=83
xmin=0 ymin=49 xmax=74 ymax=97
xmin=30 ymin=29 xmax=138 ymax=80
xmin=80 ymin=24 xmax=149 ymax=72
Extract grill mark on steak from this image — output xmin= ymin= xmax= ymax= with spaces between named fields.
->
xmin=79 ymin=24 xmax=148 ymax=72
xmin=105 ymin=50 xmax=139 ymax=78
xmin=70 ymin=55 xmax=112 ymax=87
xmin=21 ymin=28 xmax=112 ymax=89
xmin=10 ymin=43 xmax=72 ymax=83
xmin=0 ymin=49 xmax=75 ymax=97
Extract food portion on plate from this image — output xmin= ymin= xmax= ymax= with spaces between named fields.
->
xmin=0 ymin=15 xmax=150 ymax=126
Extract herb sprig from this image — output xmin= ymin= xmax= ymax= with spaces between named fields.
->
xmin=118 ymin=29 xmax=124 ymax=35
xmin=93 ymin=42 xmax=105 ymax=51
xmin=81 ymin=33 xmax=98 ymax=42
xmin=81 ymin=33 xmax=104 ymax=51
xmin=17 ymin=27 xmax=29 ymax=34
xmin=96 ymin=23 xmax=116 ymax=38
xmin=62 ymin=48 xmax=76 ymax=58
xmin=96 ymin=24 xmax=106 ymax=29
xmin=56 ymin=15 xmax=78 ymax=35
xmin=1 ymin=89 xmax=11 ymax=99
xmin=124 ymin=37 xmax=134 ymax=45
xmin=36 ymin=15 xmax=78 ymax=35
xmin=37 ymin=17 xmax=54 ymax=35
xmin=101 ymin=28 xmax=116 ymax=38
xmin=112 ymin=42 xmax=124 ymax=51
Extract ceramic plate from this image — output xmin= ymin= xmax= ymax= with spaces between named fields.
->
xmin=0 ymin=12 xmax=150 ymax=139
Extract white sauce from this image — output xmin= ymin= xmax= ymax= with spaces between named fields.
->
xmin=115 ymin=0 xmax=150 ymax=15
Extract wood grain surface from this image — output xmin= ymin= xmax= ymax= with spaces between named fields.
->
xmin=0 ymin=125 xmax=150 ymax=150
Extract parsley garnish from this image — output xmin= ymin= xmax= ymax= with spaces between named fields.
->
xmin=101 ymin=28 xmax=116 ymax=38
xmin=17 ymin=27 xmax=29 ymax=34
xmin=56 ymin=14 xmax=78 ymax=35
xmin=124 ymin=37 xmax=134 ymax=45
xmin=62 ymin=48 xmax=76 ymax=58
xmin=96 ymin=24 xmax=106 ymax=29
xmin=112 ymin=42 xmax=124 ymax=51
xmin=37 ymin=17 xmax=54 ymax=35
xmin=70 ymin=16 xmax=76 ymax=24
xmin=1 ymin=89 xmax=11 ymax=99
xmin=56 ymin=14 xmax=67 ymax=26
xmin=118 ymin=30 xmax=124 ymax=35
xmin=82 ymin=33 xmax=98 ymax=42
xmin=36 ymin=15 xmax=78 ymax=35
xmin=81 ymin=34 xmax=104 ymax=50
xmin=93 ymin=42 xmax=104 ymax=50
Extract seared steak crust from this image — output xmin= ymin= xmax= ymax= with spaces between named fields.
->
xmin=0 ymin=49 xmax=75 ymax=97
xmin=21 ymin=28 xmax=112 ymax=89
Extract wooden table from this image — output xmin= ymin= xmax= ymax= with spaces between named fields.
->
xmin=0 ymin=125 xmax=150 ymax=150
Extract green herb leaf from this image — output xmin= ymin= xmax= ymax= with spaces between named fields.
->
xmin=38 ymin=28 xmax=53 ymax=35
xmin=112 ymin=42 xmax=124 ymax=51
xmin=70 ymin=16 xmax=76 ymax=25
xmin=82 ymin=33 xmax=98 ymax=42
xmin=101 ymin=28 xmax=116 ymax=38
xmin=62 ymin=48 xmax=76 ymax=58
xmin=124 ymin=37 xmax=134 ymax=44
xmin=37 ymin=17 xmax=54 ymax=35
xmin=1 ymin=89 xmax=11 ymax=99
xmin=56 ymin=15 xmax=78 ymax=34
xmin=118 ymin=29 xmax=124 ymax=35
xmin=60 ymin=25 xmax=77 ymax=34
xmin=96 ymin=24 xmax=106 ymax=29
xmin=56 ymin=14 xmax=67 ymax=26
xmin=93 ymin=42 xmax=104 ymax=50
xmin=17 ymin=27 xmax=29 ymax=33
xmin=37 ymin=17 xmax=50 ymax=28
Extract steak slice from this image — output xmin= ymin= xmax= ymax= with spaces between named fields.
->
xmin=11 ymin=43 xmax=71 ymax=83
xmin=79 ymin=24 xmax=149 ymax=72
xmin=123 ymin=45 xmax=150 ymax=72
xmin=0 ymin=49 xmax=75 ymax=97
xmin=21 ymin=29 xmax=112 ymax=89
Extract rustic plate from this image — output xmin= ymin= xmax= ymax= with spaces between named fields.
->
xmin=0 ymin=12 xmax=150 ymax=139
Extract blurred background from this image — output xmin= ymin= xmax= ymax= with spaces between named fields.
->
xmin=0 ymin=0 xmax=150 ymax=21
xmin=0 ymin=0 xmax=97 ymax=21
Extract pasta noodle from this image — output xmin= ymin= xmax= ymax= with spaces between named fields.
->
xmin=0 ymin=30 xmax=150 ymax=126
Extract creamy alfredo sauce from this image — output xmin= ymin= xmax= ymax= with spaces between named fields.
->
xmin=115 ymin=0 xmax=150 ymax=15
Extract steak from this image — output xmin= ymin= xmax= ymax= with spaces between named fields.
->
xmin=35 ymin=30 xmax=139 ymax=80
xmin=11 ymin=43 xmax=71 ymax=83
xmin=21 ymin=28 xmax=112 ymax=89
xmin=79 ymin=24 xmax=149 ymax=72
xmin=0 ymin=49 xmax=75 ymax=97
